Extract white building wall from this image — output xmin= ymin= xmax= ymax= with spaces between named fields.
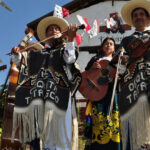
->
xmin=66 ymin=1 xmax=135 ymax=99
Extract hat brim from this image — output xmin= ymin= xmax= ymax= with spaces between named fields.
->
xmin=27 ymin=42 xmax=44 ymax=50
xmin=121 ymin=0 xmax=150 ymax=27
xmin=37 ymin=16 xmax=69 ymax=42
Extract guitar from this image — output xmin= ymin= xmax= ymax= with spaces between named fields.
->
xmin=128 ymin=38 xmax=150 ymax=59
xmin=79 ymin=59 xmax=116 ymax=101
xmin=1 ymin=28 xmax=34 ymax=150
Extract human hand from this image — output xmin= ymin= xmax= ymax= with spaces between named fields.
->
xmin=11 ymin=46 xmax=21 ymax=55
xmin=67 ymin=24 xmax=78 ymax=42
xmin=91 ymin=61 xmax=102 ymax=69
xmin=121 ymin=56 xmax=128 ymax=65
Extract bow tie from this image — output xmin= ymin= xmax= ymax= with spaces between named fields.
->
xmin=134 ymin=30 xmax=150 ymax=36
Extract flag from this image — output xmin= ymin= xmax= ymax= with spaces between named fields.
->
xmin=76 ymin=15 xmax=87 ymax=27
xmin=53 ymin=4 xmax=63 ymax=18
xmin=77 ymin=15 xmax=91 ymax=32
xmin=83 ymin=18 xmax=92 ymax=32
xmin=76 ymin=15 xmax=91 ymax=32
xmin=75 ymin=34 xmax=83 ymax=46
xmin=105 ymin=17 xmax=117 ymax=29
xmin=87 ymin=19 xmax=99 ymax=39
xmin=53 ymin=5 xmax=70 ymax=18
xmin=62 ymin=7 xmax=69 ymax=18
xmin=95 ymin=19 xmax=99 ymax=32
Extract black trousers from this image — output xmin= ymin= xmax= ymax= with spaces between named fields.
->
xmin=27 ymin=138 xmax=40 ymax=150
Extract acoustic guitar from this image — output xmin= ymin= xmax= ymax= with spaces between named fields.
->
xmin=79 ymin=59 xmax=116 ymax=101
xmin=1 ymin=63 xmax=21 ymax=149
xmin=1 ymin=28 xmax=34 ymax=150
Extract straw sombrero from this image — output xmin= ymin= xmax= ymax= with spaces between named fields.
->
xmin=27 ymin=42 xmax=44 ymax=50
xmin=37 ymin=16 xmax=69 ymax=42
xmin=121 ymin=0 xmax=150 ymax=27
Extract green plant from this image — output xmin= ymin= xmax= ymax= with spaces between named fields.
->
xmin=0 ymin=84 xmax=8 ymax=128
xmin=0 ymin=128 xmax=2 ymax=137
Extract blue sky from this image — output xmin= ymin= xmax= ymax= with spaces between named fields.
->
xmin=0 ymin=0 xmax=72 ymax=85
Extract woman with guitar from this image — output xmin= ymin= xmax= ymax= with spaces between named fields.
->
xmin=83 ymin=37 xmax=122 ymax=150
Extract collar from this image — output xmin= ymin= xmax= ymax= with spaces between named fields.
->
xmin=134 ymin=27 xmax=150 ymax=36
xmin=99 ymin=56 xmax=112 ymax=61
xmin=134 ymin=26 xmax=150 ymax=33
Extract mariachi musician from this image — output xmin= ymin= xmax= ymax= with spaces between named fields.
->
xmin=11 ymin=16 xmax=81 ymax=150
xmin=81 ymin=37 xmax=126 ymax=150
xmin=118 ymin=0 xmax=150 ymax=149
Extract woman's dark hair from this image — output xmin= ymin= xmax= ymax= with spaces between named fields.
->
xmin=98 ymin=37 xmax=116 ymax=57
xmin=131 ymin=7 xmax=150 ymax=18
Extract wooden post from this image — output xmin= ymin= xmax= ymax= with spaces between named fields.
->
xmin=112 ymin=0 xmax=115 ymax=6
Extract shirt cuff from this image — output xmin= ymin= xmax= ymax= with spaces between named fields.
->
xmin=63 ymin=42 xmax=76 ymax=64
xmin=65 ymin=42 xmax=75 ymax=56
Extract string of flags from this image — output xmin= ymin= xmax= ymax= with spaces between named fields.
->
xmin=75 ymin=34 xmax=83 ymax=46
xmin=76 ymin=15 xmax=99 ymax=45
xmin=104 ymin=12 xmax=122 ymax=30
xmin=53 ymin=4 xmax=119 ymax=46
xmin=105 ymin=17 xmax=116 ymax=29
xmin=88 ymin=19 xmax=99 ymax=39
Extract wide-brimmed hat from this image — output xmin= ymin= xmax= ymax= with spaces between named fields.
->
xmin=37 ymin=16 xmax=69 ymax=42
xmin=121 ymin=0 xmax=150 ymax=27
xmin=27 ymin=42 xmax=44 ymax=50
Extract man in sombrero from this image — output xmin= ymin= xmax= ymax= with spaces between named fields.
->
xmin=11 ymin=16 xmax=81 ymax=150
xmin=118 ymin=0 xmax=150 ymax=150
